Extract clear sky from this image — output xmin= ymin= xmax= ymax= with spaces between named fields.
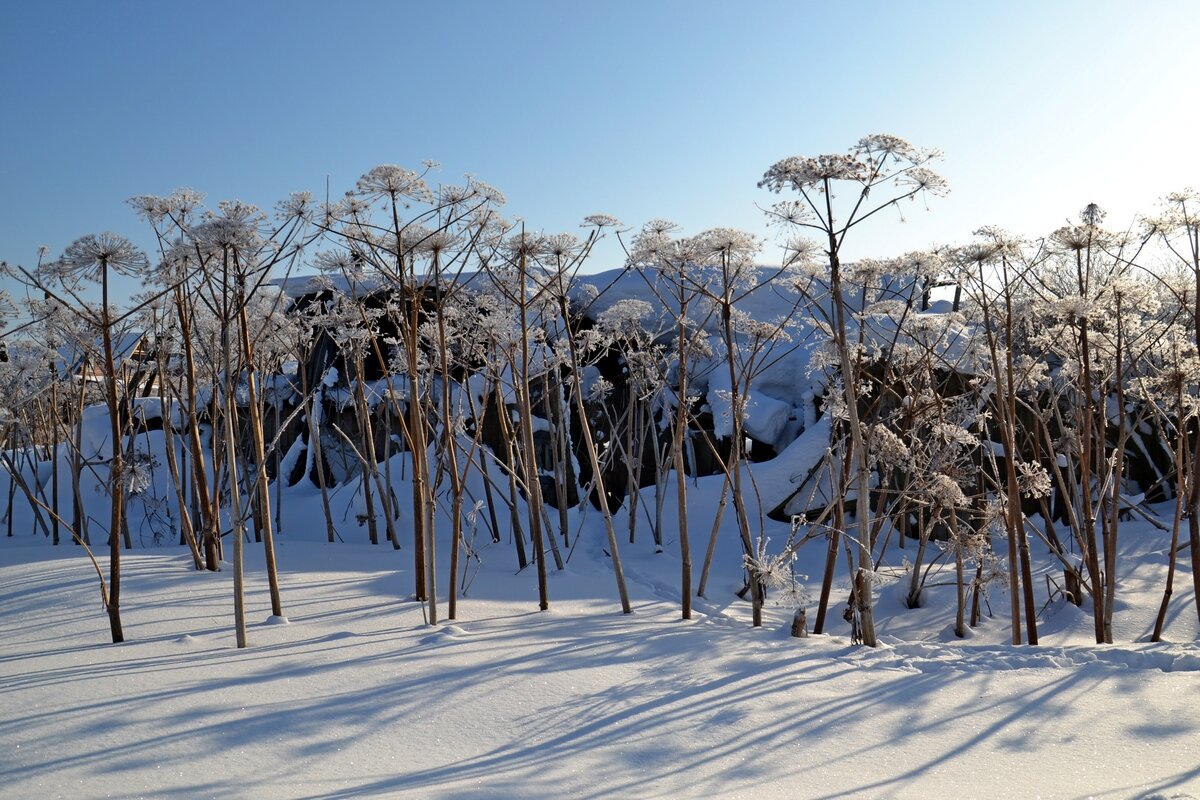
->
xmin=2 ymin=0 xmax=1199 ymax=298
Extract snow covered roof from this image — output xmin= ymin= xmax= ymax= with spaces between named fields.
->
xmin=55 ymin=330 xmax=148 ymax=377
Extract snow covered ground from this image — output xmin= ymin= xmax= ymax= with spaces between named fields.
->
xmin=2 ymin=486 xmax=1199 ymax=799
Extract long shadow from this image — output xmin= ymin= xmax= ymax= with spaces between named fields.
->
xmin=4 ymin=550 xmax=1198 ymax=799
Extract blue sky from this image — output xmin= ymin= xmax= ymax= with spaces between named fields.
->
xmin=2 ymin=0 xmax=1199 ymax=299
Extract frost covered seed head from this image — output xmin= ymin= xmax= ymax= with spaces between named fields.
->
xmin=582 ymin=214 xmax=621 ymax=230
xmin=759 ymin=153 xmax=872 ymax=192
xmin=854 ymin=134 xmax=932 ymax=163
xmin=1016 ymin=461 xmax=1052 ymax=499
xmin=1051 ymin=224 xmax=1109 ymax=253
xmin=353 ymin=165 xmax=435 ymax=205
xmin=588 ymin=376 xmax=614 ymax=403
xmin=277 ymin=191 xmax=314 ymax=219
xmin=1080 ymin=202 xmax=1106 ymax=227
xmin=768 ymin=200 xmax=815 ymax=228
xmin=598 ymin=299 xmax=653 ymax=333
xmin=195 ymin=201 xmax=265 ymax=254
xmin=899 ymin=167 xmax=950 ymax=197
xmin=926 ymin=473 xmax=967 ymax=509
xmin=57 ymin=233 xmax=149 ymax=281
xmin=542 ymin=233 xmax=581 ymax=260
xmin=868 ymin=424 xmax=911 ymax=469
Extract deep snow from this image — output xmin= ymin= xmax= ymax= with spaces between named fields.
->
xmin=2 ymin=486 xmax=1199 ymax=799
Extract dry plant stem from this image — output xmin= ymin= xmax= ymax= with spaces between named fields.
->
xmin=1151 ymin=387 xmax=1186 ymax=641
xmin=7 ymin=424 xmax=27 ymax=536
xmin=71 ymin=366 xmax=88 ymax=545
xmin=696 ymin=444 xmax=731 ymax=598
xmin=516 ymin=248 xmax=549 ymax=611
xmin=825 ymin=197 xmax=875 ymax=646
xmin=356 ymin=306 xmax=415 ymax=551
xmin=325 ymin=414 xmax=399 ymax=554
xmin=446 ymin=391 xmax=490 ymax=620
xmin=1071 ymin=240 xmax=1106 ymax=642
xmin=567 ymin=376 xmax=631 ymax=613
xmin=814 ymin=444 xmax=853 ymax=634
xmin=221 ymin=253 xmax=247 ymax=648
xmin=951 ymin=507 xmax=966 ymax=638
xmin=1036 ymin=403 xmax=1088 ymax=568
xmin=349 ymin=354 xmax=397 ymax=550
xmin=439 ymin=349 xmax=472 ymax=619
xmin=1102 ymin=294 xmax=1129 ymax=643
xmin=425 ymin=430 xmax=437 ymax=625
xmin=351 ymin=369 xmax=380 ymax=547
xmin=5 ymin=430 xmax=16 ymax=538
xmin=545 ymin=375 xmax=572 ymax=547
xmin=1002 ymin=259 xmax=1037 ymax=646
xmin=1025 ymin=421 xmax=1073 ymax=572
xmin=432 ymin=256 xmax=463 ymax=623
xmin=492 ymin=390 xmax=529 ymax=568
xmin=158 ymin=367 xmax=202 ymax=569
xmin=976 ymin=258 xmax=1023 ymax=645
xmin=273 ymin=399 xmax=283 ymax=534
xmin=237 ymin=288 xmax=283 ymax=617
xmin=357 ymin=455 xmax=376 ymax=544
xmin=298 ymin=355 xmax=337 ymax=543
xmin=478 ymin=449 xmax=502 ymax=543
xmin=624 ymin=395 xmax=640 ymax=545
xmin=651 ymin=436 xmax=670 ymax=547
xmin=175 ymin=289 xmax=219 ymax=571
xmin=208 ymin=338 xmax=226 ymax=563
xmin=446 ymin=434 xmax=463 ymax=621
xmin=1190 ymin=291 xmax=1200 ymax=626
xmin=675 ymin=310 xmax=692 ymax=618
xmin=646 ymin=264 xmax=704 ymax=611
xmin=1 ymin=435 xmax=50 ymax=539
xmin=1076 ymin=310 xmax=1104 ymax=643
xmin=716 ymin=256 xmax=764 ymax=627
xmin=393 ymin=228 xmax=430 ymax=605
xmin=100 ymin=264 xmax=125 ymax=643
xmin=537 ymin=464 xmax=565 ymax=571
xmin=971 ymin=561 xmax=984 ymax=627
xmin=907 ymin=507 xmax=929 ymax=608
xmin=382 ymin=401 xmax=399 ymax=549
xmin=554 ymin=294 xmax=631 ymax=614
xmin=49 ymin=378 xmax=60 ymax=545
xmin=409 ymin=355 xmax=429 ymax=601
xmin=118 ymin=386 xmax=136 ymax=551
xmin=223 ymin=392 xmax=248 ymax=648
xmin=3 ymin=433 xmax=19 ymax=536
